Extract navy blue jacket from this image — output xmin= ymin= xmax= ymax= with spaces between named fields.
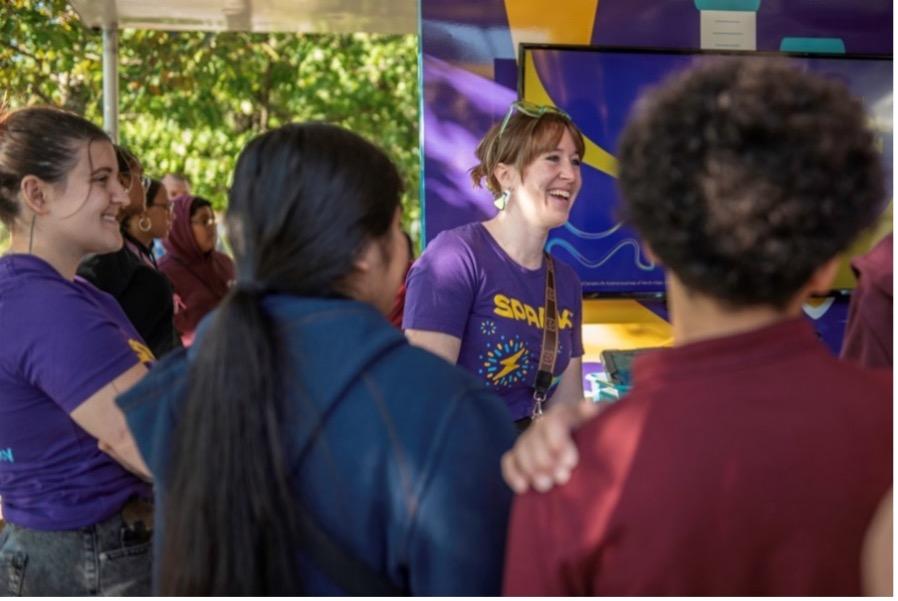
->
xmin=117 ymin=295 xmax=516 ymax=595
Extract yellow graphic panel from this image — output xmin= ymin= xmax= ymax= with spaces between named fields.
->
xmin=581 ymin=299 xmax=673 ymax=362
xmin=522 ymin=54 xmax=618 ymax=177
xmin=505 ymin=0 xmax=599 ymax=50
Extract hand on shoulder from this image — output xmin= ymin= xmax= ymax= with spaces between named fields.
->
xmin=501 ymin=399 xmax=600 ymax=494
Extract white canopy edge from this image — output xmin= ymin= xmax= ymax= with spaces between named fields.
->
xmin=67 ymin=0 xmax=417 ymax=35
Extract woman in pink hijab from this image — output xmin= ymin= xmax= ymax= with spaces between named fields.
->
xmin=159 ymin=195 xmax=235 ymax=345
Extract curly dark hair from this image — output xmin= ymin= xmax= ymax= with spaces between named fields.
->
xmin=617 ymin=58 xmax=885 ymax=309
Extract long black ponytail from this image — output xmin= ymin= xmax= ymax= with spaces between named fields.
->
xmin=158 ymin=123 xmax=402 ymax=595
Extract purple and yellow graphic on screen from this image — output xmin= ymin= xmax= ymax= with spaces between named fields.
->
xmin=520 ymin=47 xmax=892 ymax=295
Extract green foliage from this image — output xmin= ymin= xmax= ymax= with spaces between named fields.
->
xmin=0 ymin=0 xmax=421 ymax=243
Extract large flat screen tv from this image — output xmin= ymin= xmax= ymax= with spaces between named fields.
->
xmin=521 ymin=45 xmax=892 ymax=297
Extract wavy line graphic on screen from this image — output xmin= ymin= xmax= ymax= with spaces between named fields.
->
xmin=522 ymin=53 xmax=618 ymax=178
xmin=563 ymin=221 xmax=622 ymax=240
xmin=478 ymin=335 xmax=531 ymax=387
xmin=546 ymin=237 xmax=656 ymax=271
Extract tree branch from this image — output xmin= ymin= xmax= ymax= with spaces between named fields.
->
xmin=0 ymin=39 xmax=41 ymax=63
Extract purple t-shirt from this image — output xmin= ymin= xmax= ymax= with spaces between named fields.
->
xmin=0 ymin=254 xmax=153 ymax=530
xmin=403 ymin=223 xmax=583 ymax=420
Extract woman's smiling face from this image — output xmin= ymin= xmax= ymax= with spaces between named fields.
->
xmin=508 ymin=127 xmax=583 ymax=229
xmin=41 ymin=139 xmax=129 ymax=256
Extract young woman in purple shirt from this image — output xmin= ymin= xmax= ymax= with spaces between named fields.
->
xmin=0 ymin=107 xmax=153 ymax=595
xmin=403 ymin=102 xmax=588 ymax=429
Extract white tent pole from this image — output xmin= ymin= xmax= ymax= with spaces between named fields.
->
xmin=102 ymin=24 xmax=119 ymax=143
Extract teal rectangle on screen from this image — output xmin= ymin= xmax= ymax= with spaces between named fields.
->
xmin=694 ymin=0 xmax=761 ymax=11
xmin=779 ymin=37 xmax=846 ymax=54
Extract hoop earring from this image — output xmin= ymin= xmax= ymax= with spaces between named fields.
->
xmin=137 ymin=215 xmax=152 ymax=233
xmin=493 ymin=189 xmax=510 ymax=211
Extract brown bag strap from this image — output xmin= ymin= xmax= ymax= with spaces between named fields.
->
xmin=531 ymin=253 xmax=559 ymax=420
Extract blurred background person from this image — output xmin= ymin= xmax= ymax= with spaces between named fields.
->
xmin=159 ymin=195 xmax=234 ymax=345
xmin=161 ymin=172 xmax=191 ymax=200
xmin=156 ymin=173 xmax=192 ymax=260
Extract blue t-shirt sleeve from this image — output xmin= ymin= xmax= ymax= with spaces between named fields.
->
xmin=15 ymin=282 xmax=144 ymax=414
xmin=402 ymin=231 xmax=478 ymax=338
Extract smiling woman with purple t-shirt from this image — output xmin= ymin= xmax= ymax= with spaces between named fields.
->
xmin=404 ymin=102 xmax=586 ymax=430
xmin=0 ymin=107 xmax=154 ymax=595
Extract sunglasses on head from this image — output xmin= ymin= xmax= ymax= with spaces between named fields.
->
xmin=498 ymin=100 xmax=572 ymax=138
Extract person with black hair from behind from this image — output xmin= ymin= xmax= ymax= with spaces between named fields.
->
xmin=116 ymin=122 xmax=516 ymax=595
xmin=503 ymin=58 xmax=891 ymax=595
xmin=78 ymin=155 xmax=181 ymax=359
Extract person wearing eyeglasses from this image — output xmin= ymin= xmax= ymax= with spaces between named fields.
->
xmin=78 ymin=157 xmax=182 ymax=359
xmin=403 ymin=100 xmax=587 ymax=431
xmin=159 ymin=195 xmax=235 ymax=346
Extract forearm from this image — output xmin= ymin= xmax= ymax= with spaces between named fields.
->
xmin=550 ymin=356 xmax=585 ymax=405
xmin=404 ymin=329 xmax=462 ymax=364
xmin=98 ymin=437 xmax=152 ymax=481
xmin=70 ymin=362 xmax=153 ymax=481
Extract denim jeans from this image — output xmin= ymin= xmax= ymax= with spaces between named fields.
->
xmin=0 ymin=499 xmax=152 ymax=596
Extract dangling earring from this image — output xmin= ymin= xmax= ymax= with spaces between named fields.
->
xmin=494 ymin=189 xmax=510 ymax=211
xmin=27 ymin=215 xmax=37 ymax=254
xmin=138 ymin=215 xmax=152 ymax=233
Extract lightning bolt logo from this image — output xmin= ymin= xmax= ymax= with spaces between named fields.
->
xmin=493 ymin=347 xmax=526 ymax=382
xmin=478 ymin=336 xmax=531 ymax=388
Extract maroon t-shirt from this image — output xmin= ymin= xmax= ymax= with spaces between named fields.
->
xmin=504 ymin=317 xmax=891 ymax=596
